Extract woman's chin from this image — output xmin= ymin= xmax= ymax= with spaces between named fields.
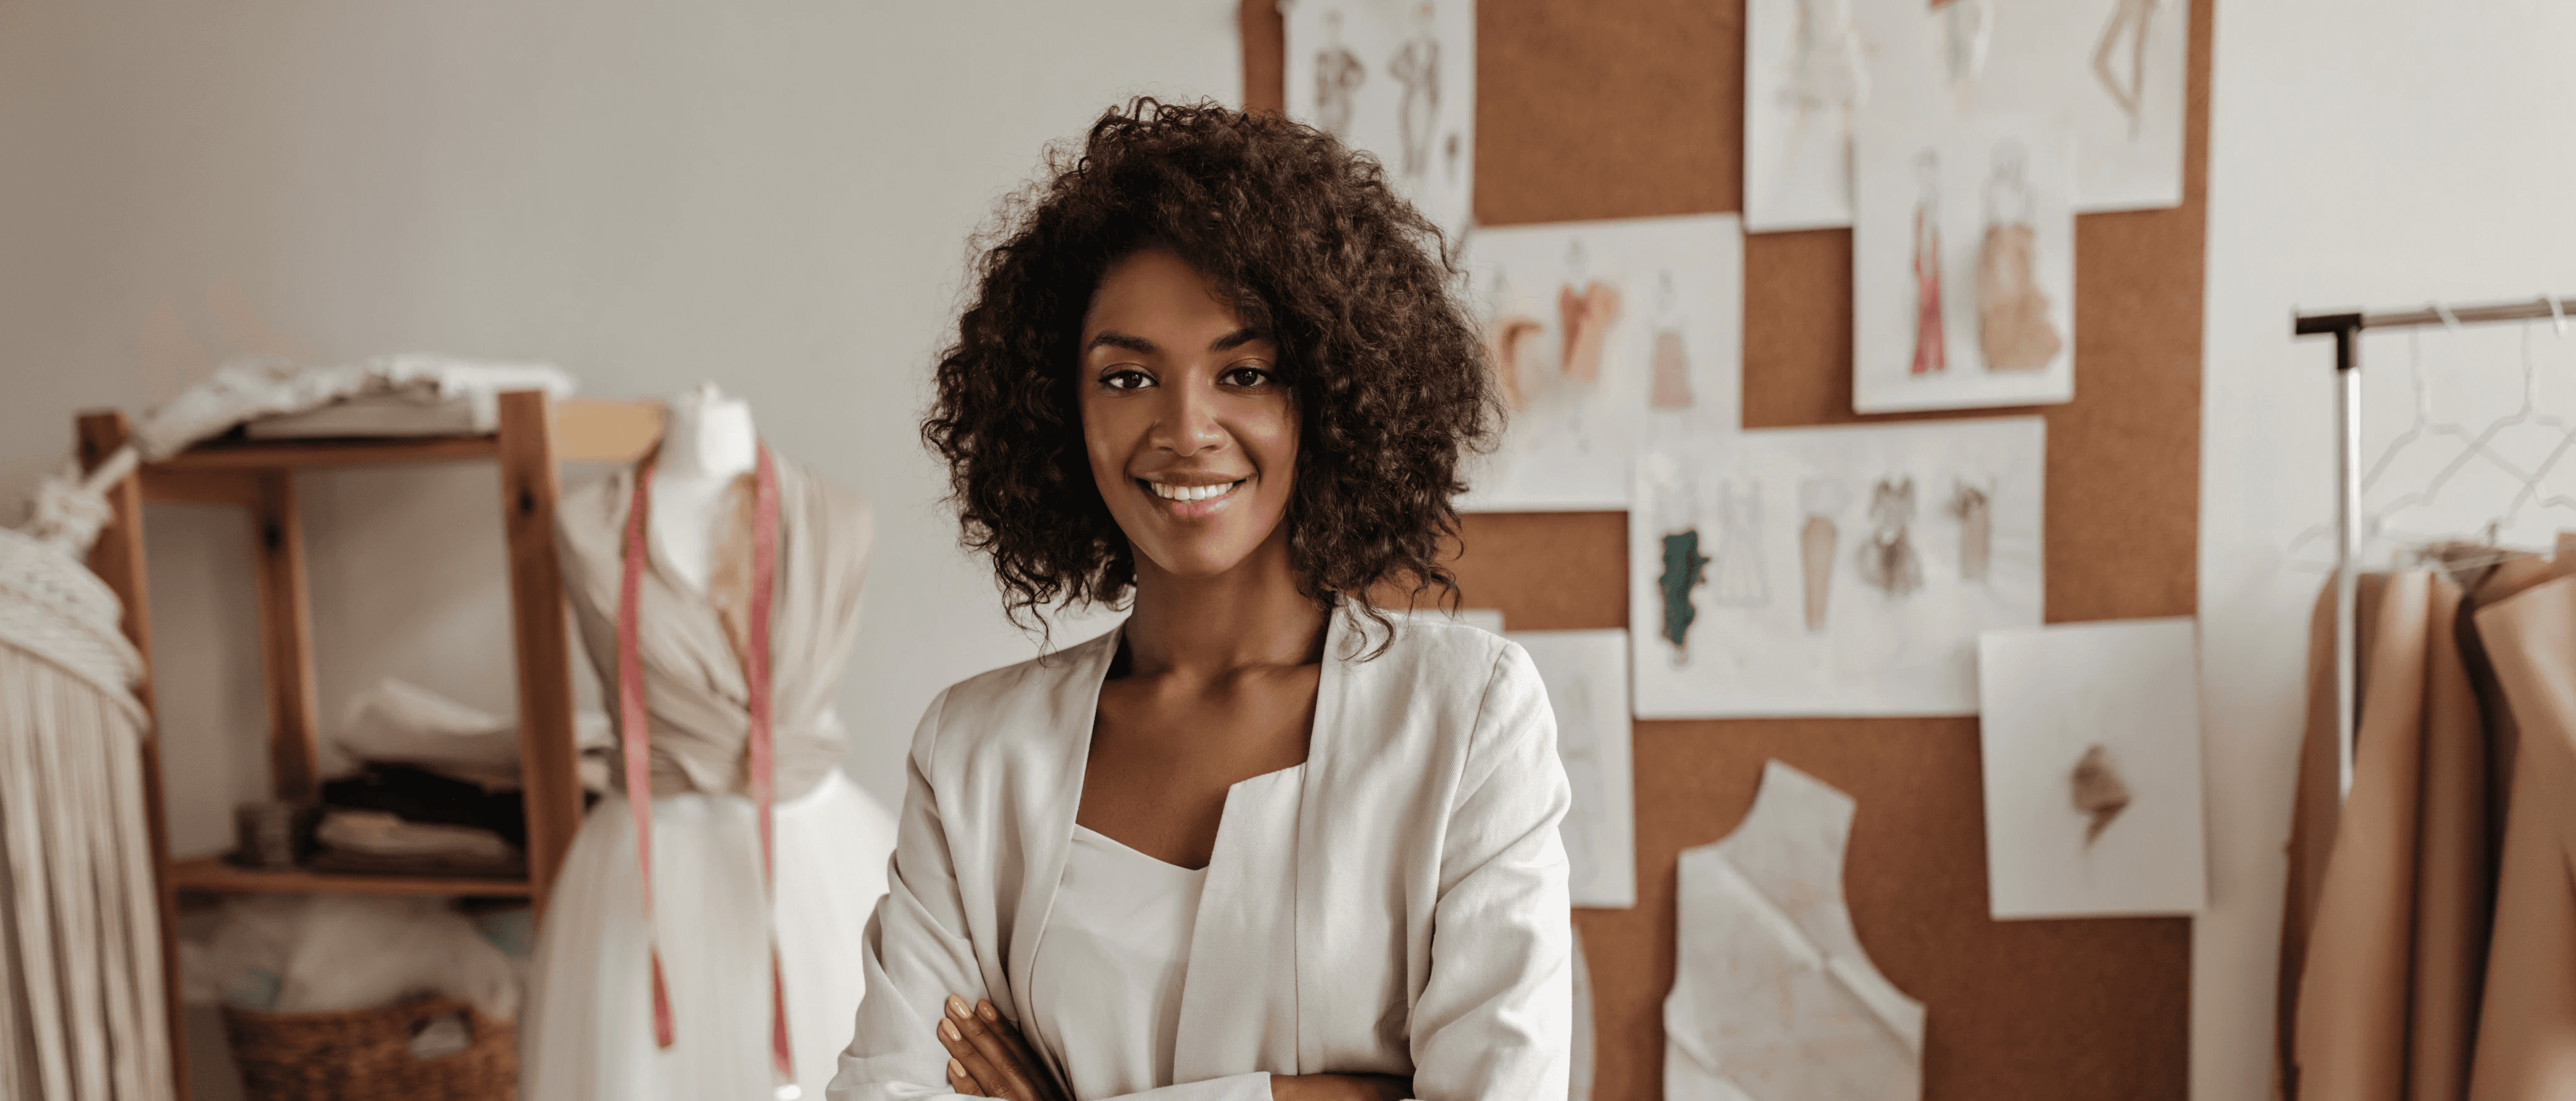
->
xmin=1136 ymin=543 xmax=1268 ymax=582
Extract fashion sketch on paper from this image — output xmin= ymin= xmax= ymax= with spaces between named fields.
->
xmin=1779 ymin=0 xmax=1868 ymax=172
xmin=2094 ymin=0 xmax=2161 ymax=137
xmin=1654 ymin=473 xmax=1709 ymax=666
xmin=2071 ymin=743 xmax=2133 ymax=845
xmin=1950 ymin=479 xmax=1991 ymax=581
xmin=1483 ymin=270 xmax=1542 ymax=411
xmin=1709 ymin=481 xmax=1770 ymax=609
xmin=1910 ymin=150 xmax=1946 ymax=376
xmin=1928 ymin=0 xmax=1991 ymax=95
xmin=1313 ymin=10 xmax=1365 ymax=140
xmin=1856 ymin=477 xmax=1923 ymax=598
xmin=1389 ymin=2 xmax=1441 ymax=184
xmin=1976 ymin=140 xmax=2063 ymax=372
xmin=1557 ymin=240 xmax=1621 ymax=387
xmin=1798 ymin=478 xmax=1846 ymax=633
xmin=1648 ymin=270 xmax=1694 ymax=410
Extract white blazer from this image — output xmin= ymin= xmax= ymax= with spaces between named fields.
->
xmin=829 ymin=612 xmax=1573 ymax=1101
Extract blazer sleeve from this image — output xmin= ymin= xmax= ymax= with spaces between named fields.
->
xmin=1406 ymin=642 xmax=1575 ymax=1101
xmin=830 ymin=688 xmax=994 ymax=1101
xmin=827 ymin=689 xmax=1277 ymax=1101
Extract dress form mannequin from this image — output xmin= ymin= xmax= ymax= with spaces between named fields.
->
xmin=524 ymin=383 xmax=895 ymax=1101
xmin=650 ymin=383 xmax=758 ymax=593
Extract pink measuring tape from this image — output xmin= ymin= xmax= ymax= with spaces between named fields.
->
xmin=616 ymin=446 xmax=793 ymax=1087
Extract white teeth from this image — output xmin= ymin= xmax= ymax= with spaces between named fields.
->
xmin=1150 ymin=480 xmax=1238 ymax=502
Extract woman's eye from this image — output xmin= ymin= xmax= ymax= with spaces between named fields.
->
xmin=1220 ymin=366 xmax=1276 ymax=388
xmin=1100 ymin=368 xmax=1153 ymax=391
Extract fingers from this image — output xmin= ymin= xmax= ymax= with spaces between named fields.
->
xmin=946 ymin=1054 xmax=987 ymax=1097
xmin=976 ymin=1001 xmax=1047 ymax=1080
xmin=936 ymin=995 xmax=1006 ymax=1097
xmin=949 ymin=995 xmax=1047 ymax=1101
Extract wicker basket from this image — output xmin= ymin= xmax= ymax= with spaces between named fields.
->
xmin=221 ymin=995 xmax=514 ymax=1101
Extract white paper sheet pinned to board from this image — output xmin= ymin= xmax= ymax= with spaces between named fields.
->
xmin=1977 ymin=617 xmax=2208 ymax=919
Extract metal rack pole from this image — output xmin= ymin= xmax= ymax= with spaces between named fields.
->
xmin=2333 ymin=327 xmax=2360 ymax=801
xmin=2295 ymin=291 xmax=2575 ymax=803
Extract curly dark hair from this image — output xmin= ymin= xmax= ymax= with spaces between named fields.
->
xmin=923 ymin=98 xmax=1498 ymax=640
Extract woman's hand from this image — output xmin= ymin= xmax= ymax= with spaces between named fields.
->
xmin=936 ymin=995 xmax=1065 ymax=1101
xmin=1266 ymin=1074 xmax=1412 ymax=1101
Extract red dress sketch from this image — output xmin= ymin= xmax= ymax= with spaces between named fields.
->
xmin=1911 ymin=206 xmax=1946 ymax=376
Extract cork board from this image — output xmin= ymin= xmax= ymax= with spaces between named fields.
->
xmin=1243 ymin=1 xmax=2209 ymax=1097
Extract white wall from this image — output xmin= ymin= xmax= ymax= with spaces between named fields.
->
xmin=0 ymin=1 xmax=1239 ymax=855
xmin=2198 ymin=1 xmax=2576 ymax=1097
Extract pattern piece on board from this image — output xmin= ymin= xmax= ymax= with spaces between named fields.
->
xmin=1665 ymin=761 xmax=1924 ymax=1100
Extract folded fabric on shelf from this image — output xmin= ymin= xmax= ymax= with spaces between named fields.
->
xmin=326 ymin=676 xmax=613 ymax=789
xmin=312 ymin=809 xmax=524 ymax=880
xmin=323 ymin=763 xmax=529 ymax=849
xmin=133 ymin=353 xmax=575 ymax=458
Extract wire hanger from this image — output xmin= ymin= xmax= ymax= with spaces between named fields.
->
xmin=2289 ymin=300 xmax=2576 ymax=573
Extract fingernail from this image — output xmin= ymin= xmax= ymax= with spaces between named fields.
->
xmin=977 ymin=1001 xmax=997 ymax=1022
xmin=942 ymin=1019 xmax=960 ymax=1041
xmin=947 ymin=995 xmax=969 ymax=1019
xmin=950 ymin=1058 xmax=967 ymax=1080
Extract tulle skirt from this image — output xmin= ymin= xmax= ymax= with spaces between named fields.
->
xmin=521 ymin=768 xmax=898 ymax=1100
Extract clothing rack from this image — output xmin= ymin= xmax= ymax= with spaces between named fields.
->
xmin=2295 ymin=293 xmax=2575 ymax=803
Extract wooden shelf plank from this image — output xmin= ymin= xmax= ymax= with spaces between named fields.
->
xmin=148 ymin=435 xmax=501 ymax=471
xmin=169 ymin=856 xmax=532 ymax=898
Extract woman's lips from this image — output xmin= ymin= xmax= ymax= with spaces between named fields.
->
xmin=1138 ymin=477 xmax=1248 ymax=516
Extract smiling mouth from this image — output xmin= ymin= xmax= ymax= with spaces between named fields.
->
xmin=1140 ymin=478 xmax=1248 ymax=504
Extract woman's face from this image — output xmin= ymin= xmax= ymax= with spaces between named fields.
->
xmin=1078 ymin=247 xmax=1297 ymax=581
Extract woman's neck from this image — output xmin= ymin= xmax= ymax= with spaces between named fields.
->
xmin=1120 ymin=524 xmax=1327 ymax=679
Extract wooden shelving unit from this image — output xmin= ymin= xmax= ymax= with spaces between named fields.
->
xmin=167 ymin=856 xmax=535 ymax=898
xmin=75 ymin=391 xmax=660 ymax=1099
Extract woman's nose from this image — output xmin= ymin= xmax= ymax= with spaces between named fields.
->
xmin=1152 ymin=375 xmax=1226 ymax=456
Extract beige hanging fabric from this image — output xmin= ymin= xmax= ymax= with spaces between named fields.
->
xmin=0 ymin=461 xmax=175 ymax=1101
xmin=2277 ymin=551 xmax=2576 ymax=1101
xmin=2462 ymin=569 xmax=2576 ymax=1098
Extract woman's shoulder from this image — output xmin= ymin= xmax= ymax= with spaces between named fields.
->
xmin=910 ymin=625 xmax=1121 ymax=759
xmin=1344 ymin=610 xmax=1541 ymax=713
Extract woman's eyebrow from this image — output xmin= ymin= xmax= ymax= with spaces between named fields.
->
xmin=1086 ymin=330 xmax=1157 ymax=354
xmin=1209 ymin=328 xmax=1265 ymax=352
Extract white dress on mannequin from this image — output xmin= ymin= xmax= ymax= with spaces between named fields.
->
xmin=523 ymin=384 xmax=899 ymax=1101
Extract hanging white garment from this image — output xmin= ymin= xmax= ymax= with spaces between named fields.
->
xmin=0 ymin=471 xmax=174 ymax=1101
xmin=522 ymin=454 xmax=898 ymax=1101
xmin=1663 ymin=761 xmax=1923 ymax=1101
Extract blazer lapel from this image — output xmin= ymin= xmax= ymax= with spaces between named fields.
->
xmin=1002 ymin=623 xmax=1121 ymax=1024
xmin=1292 ymin=610 xmax=1358 ymax=1071
xmin=1172 ymin=763 xmax=1306 ymax=1078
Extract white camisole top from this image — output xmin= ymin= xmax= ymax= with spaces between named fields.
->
xmin=1027 ymin=763 xmax=1307 ymax=1098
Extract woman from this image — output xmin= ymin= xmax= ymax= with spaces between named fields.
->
xmin=829 ymin=99 xmax=1572 ymax=1101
